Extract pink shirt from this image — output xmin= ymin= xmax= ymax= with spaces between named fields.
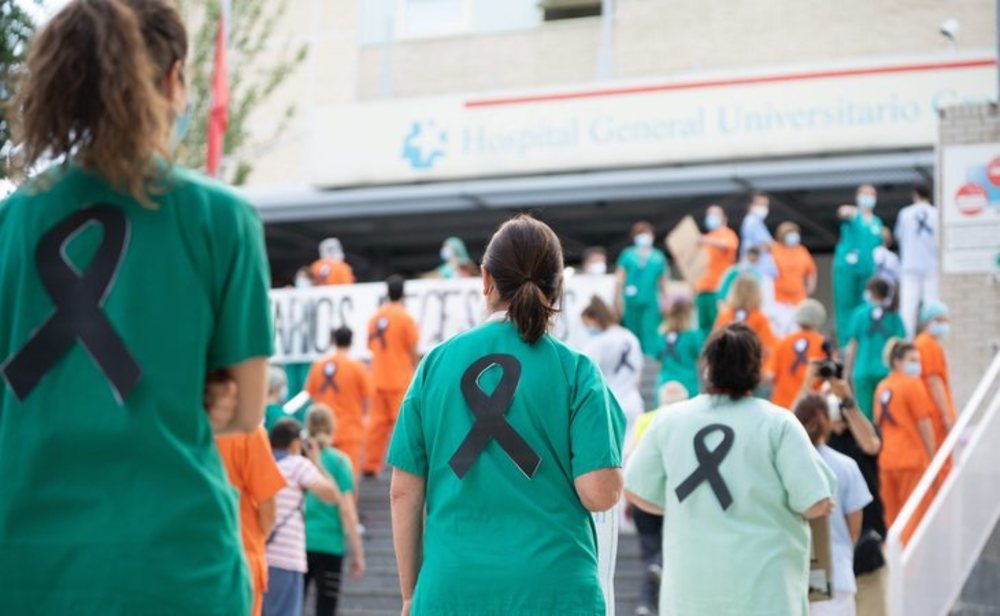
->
xmin=266 ymin=455 xmax=323 ymax=572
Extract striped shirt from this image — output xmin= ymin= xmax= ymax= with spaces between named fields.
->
xmin=266 ymin=455 xmax=323 ymax=572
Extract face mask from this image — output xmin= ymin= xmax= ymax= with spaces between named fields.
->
xmin=584 ymin=261 xmax=608 ymax=275
xmin=440 ymin=247 xmax=454 ymax=262
xmin=752 ymin=205 xmax=769 ymax=220
xmin=784 ymin=232 xmax=801 ymax=247
xmin=705 ymin=213 xmax=722 ymax=230
xmin=294 ymin=275 xmax=311 ymax=289
xmin=929 ymin=322 xmax=950 ymax=339
xmin=279 ymin=386 xmax=289 ymax=402
xmin=857 ymin=194 xmax=877 ymax=210
xmin=634 ymin=233 xmax=654 ymax=248
xmin=585 ymin=325 xmax=602 ymax=337
xmin=863 ymin=291 xmax=874 ymax=305
xmin=171 ymin=102 xmax=192 ymax=148
xmin=903 ymin=360 xmax=922 ymax=377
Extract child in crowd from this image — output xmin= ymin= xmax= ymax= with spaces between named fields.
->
xmin=304 ymin=406 xmax=366 ymax=615
xmin=264 ymin=419 xmax=362 ymax=616
xmin=305 ymin=327 xmax=374 ymax=477
xmin=874 ymin=341 xmax=937 ymax=531
xmin=795 ymin=395 xmax=873 ymax=616
xmin=771 ymin=299 xmax=829 ymax=410
xmin=656 ymin=297 xmax=705 ymax=398
xmin=845 ymin=278 xmax=906 ymax=420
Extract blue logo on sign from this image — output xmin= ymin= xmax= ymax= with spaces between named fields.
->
xmin=402 ymin=121 xmax=447 ymax=170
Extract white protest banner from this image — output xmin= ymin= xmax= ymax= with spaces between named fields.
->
xmin=269 ymin=274 xmax=618 ymax=363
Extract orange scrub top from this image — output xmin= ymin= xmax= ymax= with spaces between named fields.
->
xmin=695 ymin=227 xmax=740 ymax=293
xmin=772 ymin=244 xmax=817 ymax=305
xmin=770 ymin=330 xmax=827 ymax=409
xmin=310 ymin=258 xmax=355 ymax=285
xmin=914 ymin=332 xmax=956 ymax=445
xmin=874 ymin=372 xmax=934 ymax=471
xmin=714 ymin=307 xmax=777 ymax=371
xmin=305 ymin=352 xmax=374 ymax=442
xmin=214 ymin=427 xmax=286 ymax=591
xmin=368 ymin=302 xmax=420 ymax=391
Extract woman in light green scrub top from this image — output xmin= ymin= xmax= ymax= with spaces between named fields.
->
xmin=389 ymin=215 xmax=626 ymax=616
xmin=625 ymin=324 xmax=834 ymax=616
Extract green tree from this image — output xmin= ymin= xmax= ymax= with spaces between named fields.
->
xmin=0 ymin=0 xmax=38 ymax=179
xmin=177 ymin=0 xmax=307 ymax=185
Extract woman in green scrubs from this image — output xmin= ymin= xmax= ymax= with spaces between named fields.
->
xmin=844 ymin=277 xmax=906 ymax=420
xmin=0 ymin=2 xmax=271 ymax=614
xmin=625 ymin=324 xmax=834 ymax=616
xmin=389 ymin=215 xmax=626 ymax=615
xmin=615 ymin=221 xmax=670 ymax=356
xmin=833 ymin=185 xmax=885 ymax=347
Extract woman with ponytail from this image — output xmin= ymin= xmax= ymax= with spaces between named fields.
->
xmin=387 ymin=215 xmax=626 ymax=615
xmin=0 ymin=1 xmax=272 ymax=613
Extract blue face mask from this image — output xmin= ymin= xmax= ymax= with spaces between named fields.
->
xmin=705 ymin=214 xmax=722 ymax=230
xmin=857 ymin=194 xmax=877 ymax=210
xmin=784 ymin=232 xmax=801 ymax=247
xmin=903 ymin=360 xmax=922 ymax=377
xmin=171 ymin=102 xmax=192 ymax=148
xmin=634 ymin=233 xmax=654 ymax=249
xmin=929 ymin=321 xmax=950 ymax=339
xmin=585 ymin=325 xmax=602 ymax=337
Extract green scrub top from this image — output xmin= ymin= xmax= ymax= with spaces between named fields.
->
xmin=264 ymin=402 xmax=306 ymax=433
xmin=656 ymin=329 xmax=706 ymax=398
xmin=834 ymin=213 xmax=883 ymax=272
xmin=848 ymin=304 xmax=906 ymax=378
xmin=305 ymin=446 xmax=355 ymax=556
xmin=388 ymin=319 xmax=626 ymax=615
xmin=625 ymin=395 xmax=834 ymax=616
xmin=617 ymin=246 xmax=669 ymax=306
xmin=0 ymin=164 xmax=272 ymax=615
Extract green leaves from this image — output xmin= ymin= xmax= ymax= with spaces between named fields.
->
xmin=0 ymin=0 xmax=39 ymax=179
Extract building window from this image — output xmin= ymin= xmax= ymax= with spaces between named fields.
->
xmin=396 ymin=0 xmax=471 ymax=39
xmin=541 ymin=0 xmax=602 ymax=21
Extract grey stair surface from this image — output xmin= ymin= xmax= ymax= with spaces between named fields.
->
xmin=950 ymin=518 xmax=1000 ymax=615
xmin=322 ymin=475 xmax=647 ymax=616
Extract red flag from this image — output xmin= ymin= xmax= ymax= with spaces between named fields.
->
xmin=206 ymin=7 xmax=228 ymax=177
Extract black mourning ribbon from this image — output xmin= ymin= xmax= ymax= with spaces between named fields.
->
xmin=320 ymin=361 xmax=339 ymax=393
xmin=372 ymin=317 xmax=389 ymax=350
xmin=868 ymin=308 xmax=888 ymax=336
xmin=662 ymin=332 xmax=681 ymax=362
xmin=449 ymin=354 xmax=541 ymax=480
xmin=915 ymin=211 xmax=933 ymax=236
xmin=879 ymin=389 xmax=897 ymax=427
xmin=675 ymin=424 xmax=735 ymax=511
xmin=2 ymin=206 xmax=140 ymax=402
xmin=615 ymin=341 xmax=635 ymax=374
xmin=790 ymin=338 xmax=810 ymax=375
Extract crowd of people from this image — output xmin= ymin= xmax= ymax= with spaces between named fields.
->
xmin=0 ymin=2 xmax=960 ymax=616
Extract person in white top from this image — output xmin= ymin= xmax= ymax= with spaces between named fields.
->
xmin=795 ymin=394 xmax=874 ymax=616
xmin=581 ymin=295 xmax=645 ymax=445
xmin=264 ymin=419 xmax=363 ymax=616
xmin=894 ymin=184 xmax=939 ymax=337
xmin=873 ymin=228 xmax=902 ymax=308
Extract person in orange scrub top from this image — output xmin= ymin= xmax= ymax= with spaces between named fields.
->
xmin=914 ymin=301 xmax=956 ymax=446
xmin=771 ymin=222 xmax=818 ymax=337
xmin=215 ymin=427 xmax=287 ymax=616
xmin=305 ymin=327 xmax=374 ymax=475
xmin=875 ymin=340 xmax=937 ymax=530
xmin=364 ymin=275 xmax=420 ymax=476
xmin=694 ymin=205 xmax=739 ymax=336
xmin=714 ymin=274 xmax=777 ymax=377
xmin=770 ymin=299 xmax=829 ymax=410
xmin=311 ymin=238 xmax=355 ymax=286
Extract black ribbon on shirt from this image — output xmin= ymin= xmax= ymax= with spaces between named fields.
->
xmin=878 ymin=389 xmax=897 ymax=427
xmin=868 ymin=308 xmax=888 ymax=337
xmin=371 ymin=316 xmax=389 ymax=350
xmin=449 ymin=354 xmax=541 ymax=480
xmin=2 ymin=206 xmax=141 ymax=402
xmin=662 ymin=332 xmax=681 ymax=362
xmin=319 ymin=361 xmax=339 ymax=393
xmin=790 ymin=337 xmax=810 ymax=375
xmin=615 ymin=341 xmax=635 ymax=374
xmin=675 ymin=424 xmax=735 ymax=511
xmin=915 ymin=211 xmax=933 ymax=237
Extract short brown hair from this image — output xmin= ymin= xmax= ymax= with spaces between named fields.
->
xmin=630 ymin=221 xmax=654 ymax=239
xmin=702 ymin=324 xmax=762 ymax=400
xmin=793 ymin=394 xmax=829 ymax=445
xmin=581 ymin=295 xmax=617 ymax=329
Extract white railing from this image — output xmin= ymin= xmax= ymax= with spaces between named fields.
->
xmin=886 ymin=351 xmax=1000 ymax=616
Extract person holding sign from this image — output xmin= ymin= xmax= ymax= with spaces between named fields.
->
xmin=625 ymin=324 xmax=834 ymax=616
xmin=388 ymin=215 xmax=626 ymax=615
xmin=694 ymin=205 xmax=739 ymax=336
xmin=0 ymin=1 xmax=273 ymax=613
xmin=616 ymin=221 xmax=670 ymax=356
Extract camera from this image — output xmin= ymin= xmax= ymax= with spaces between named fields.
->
xmin=817 ymin=359 xmax=843 ymax=380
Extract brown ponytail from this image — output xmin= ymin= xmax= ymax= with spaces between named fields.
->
xmin=9 ymin=0 xmax=187 ymax=204
xmin=483 ymin=215 xmax=564 ymax=344
xmin=793 ymin=394 xmax=830 ymax=446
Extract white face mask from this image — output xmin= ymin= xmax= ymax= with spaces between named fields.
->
xmin=784 ymin=232 xmax=801 ymax=247
xmin=634 ymin=233 xmax=654 ymax=248
xmin=584 ymin=261 xmax=608 ymax=275
xmin=440 ymin=247 xmax=454 ymax=262
xmin=705 ymin=213 xmax=723 ymax=230
xmin=857 ymin=194 xmax=877 ymax=210
xmin=903 ymin=360 xmax=922 ymax=377
xmin=752 ymin=205 xmax=769 ymax=220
